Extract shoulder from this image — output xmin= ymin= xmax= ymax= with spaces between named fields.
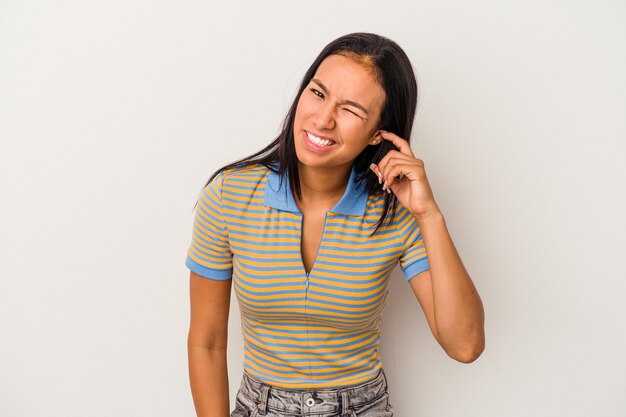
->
xmin=364 ymin=194 xmax=417 ymax=230
xmin=217 ymin=163 xmax=272 ymax=200
xmin=393 ymin=201 xmax=419 ymax=231
xmin=212 ymin=163 xmax=270 ymax=187
xmin=222 ymin=163 xmax=270 ymax=180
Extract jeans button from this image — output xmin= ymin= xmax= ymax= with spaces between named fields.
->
xmin=305 ymin=398 xmax=315 ymax=407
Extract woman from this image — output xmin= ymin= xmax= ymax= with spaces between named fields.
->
xmin=186 ymin=32 xmax=485 ymax=417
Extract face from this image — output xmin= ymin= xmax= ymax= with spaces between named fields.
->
xmin=293 ymin=54 xmax=386 ymax=172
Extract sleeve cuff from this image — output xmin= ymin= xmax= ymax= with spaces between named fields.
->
xmin=186 ymin=256 xmax=232 ymax=280
xmin=402 ymin=258 xmax=430 ymax=282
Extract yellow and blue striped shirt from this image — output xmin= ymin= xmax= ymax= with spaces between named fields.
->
xmin=186 ymin=163 xmax=429 ymax=388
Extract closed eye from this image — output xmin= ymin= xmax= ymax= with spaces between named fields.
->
xmin=343 ymin=107 xmax=364 ymax=119
xmin=309 ymin=87 xmax=364 ymax=119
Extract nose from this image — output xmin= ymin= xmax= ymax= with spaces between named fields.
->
xmin=313 ymin=101 xmax=336 ymax=130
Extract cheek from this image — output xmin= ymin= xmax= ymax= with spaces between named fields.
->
xmin=340 ymin=117 xmax=373 ymax=141
xmin=295 ymin=94 xmax=318 ymax=119
xmin=293 ymin=100 xmax=304 ymax=124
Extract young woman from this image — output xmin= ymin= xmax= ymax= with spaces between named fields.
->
xmin=186 ymin=32 xmax=485 ymax=417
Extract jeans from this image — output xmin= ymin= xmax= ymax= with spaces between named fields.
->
xmin=230 ymin=369 xmax=394 ymax=417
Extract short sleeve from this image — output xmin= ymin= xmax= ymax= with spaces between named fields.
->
xmin=185 ymin=172 xmax=233 ymax=280
xmin=398 ymin=207 xmax=430 ymax=281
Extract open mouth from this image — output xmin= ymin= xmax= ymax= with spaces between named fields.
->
xmin=305 ymin=131 xmax=336 ymax=147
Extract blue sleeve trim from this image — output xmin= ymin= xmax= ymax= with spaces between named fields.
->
xmin=403 ymin=258 xmax=430 ymax=282
xmin=185 ymin=256 xmax=232 ymax=280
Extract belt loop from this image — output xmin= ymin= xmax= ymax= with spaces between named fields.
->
xmin=340 ymin=390 xmax=351 ymax=416
xmin=256 ymin=383 xmax=271 ymax=415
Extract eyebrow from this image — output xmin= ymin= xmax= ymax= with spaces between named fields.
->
xmin=311 ymin=78 xmax=369 ymax=116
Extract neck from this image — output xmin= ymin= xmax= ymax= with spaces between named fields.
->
xmin=296 ymin=163 xmax=352 ymax=209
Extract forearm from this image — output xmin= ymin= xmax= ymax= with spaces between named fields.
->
xmin=416 ymin=208 xmax=485 ymax=362
xmin=188 ymin=345 xmax=230 ymax=417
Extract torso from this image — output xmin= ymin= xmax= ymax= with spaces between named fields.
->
xmin=300 ymin=207 xmax=328 ymax=274
xmin=297 ymin=166 xmax=350 ymax=274
xmin=191 ymin=164 xmax=430 ymax=389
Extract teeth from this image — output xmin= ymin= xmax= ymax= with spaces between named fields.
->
xmin=307 ymin=132 xmax=334 ymax=147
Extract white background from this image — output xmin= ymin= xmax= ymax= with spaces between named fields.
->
xmin=1 ymin=1 xmax=625 ymax=416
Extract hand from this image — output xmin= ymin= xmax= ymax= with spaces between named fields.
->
xmin=369 ymin=131 xmax=440 ymax=220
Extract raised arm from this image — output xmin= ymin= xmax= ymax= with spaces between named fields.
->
xmin=188 ymin=272 xmax=232 ymax=417
xmin=371 ymin=130 xmax=485 ymax=363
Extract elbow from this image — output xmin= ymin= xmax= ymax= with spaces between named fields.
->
xmin=187 ymin=331 xmax=228 ymax=353
xmin=450 ymin=344 xmax=484 ymax=363
xmin=443 ymin=335 xmax=485 ymax=364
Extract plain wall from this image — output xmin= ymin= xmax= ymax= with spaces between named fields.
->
xmin=1 ymin=1 xmax=625 ymax=416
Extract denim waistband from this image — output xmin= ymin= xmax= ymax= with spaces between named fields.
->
xmin=235 ymin=369 xmax=389 ymax=416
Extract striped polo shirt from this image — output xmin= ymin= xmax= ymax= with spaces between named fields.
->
xmin=186 ymin=163 xmax=429 ymax=389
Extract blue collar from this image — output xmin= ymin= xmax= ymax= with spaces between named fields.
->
xmin=264 ymin=164 xmax=368 ymax=216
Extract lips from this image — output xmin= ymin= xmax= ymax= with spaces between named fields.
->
xmin=306 ymin=131 xmax=335 ymax=146
xmin=302 ymin=130 xmax=337 ymax=153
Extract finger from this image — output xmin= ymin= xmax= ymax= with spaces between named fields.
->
xmin=379 ymin=154 xmax=424 ymax=180
xmin=385 ymin=163 xmax=417 ymax=191
xmin=379 ymin=130 xmax=415 ymax=157
xmin=378 ymin=149 xmax=413 ymax=167
xmin=377 ymin=151 xmax=414 ymax=177
xmin=380 ymin=156 xmax=414 ymax=184
xmin=373 ymin=161 xmax=404 ymax=193
xmin=369 ymin=163 xmax=384 ymax=184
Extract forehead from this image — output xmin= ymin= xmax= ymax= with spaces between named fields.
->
xmin=313 ymin=54 xmax=385 ymax=110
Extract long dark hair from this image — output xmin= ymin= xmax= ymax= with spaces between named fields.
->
xmin=197 ymin=32 xmax=419 ymax=233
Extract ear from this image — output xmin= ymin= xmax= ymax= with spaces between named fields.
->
xmin=369 ymin=130 xmax=382 ymax=145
